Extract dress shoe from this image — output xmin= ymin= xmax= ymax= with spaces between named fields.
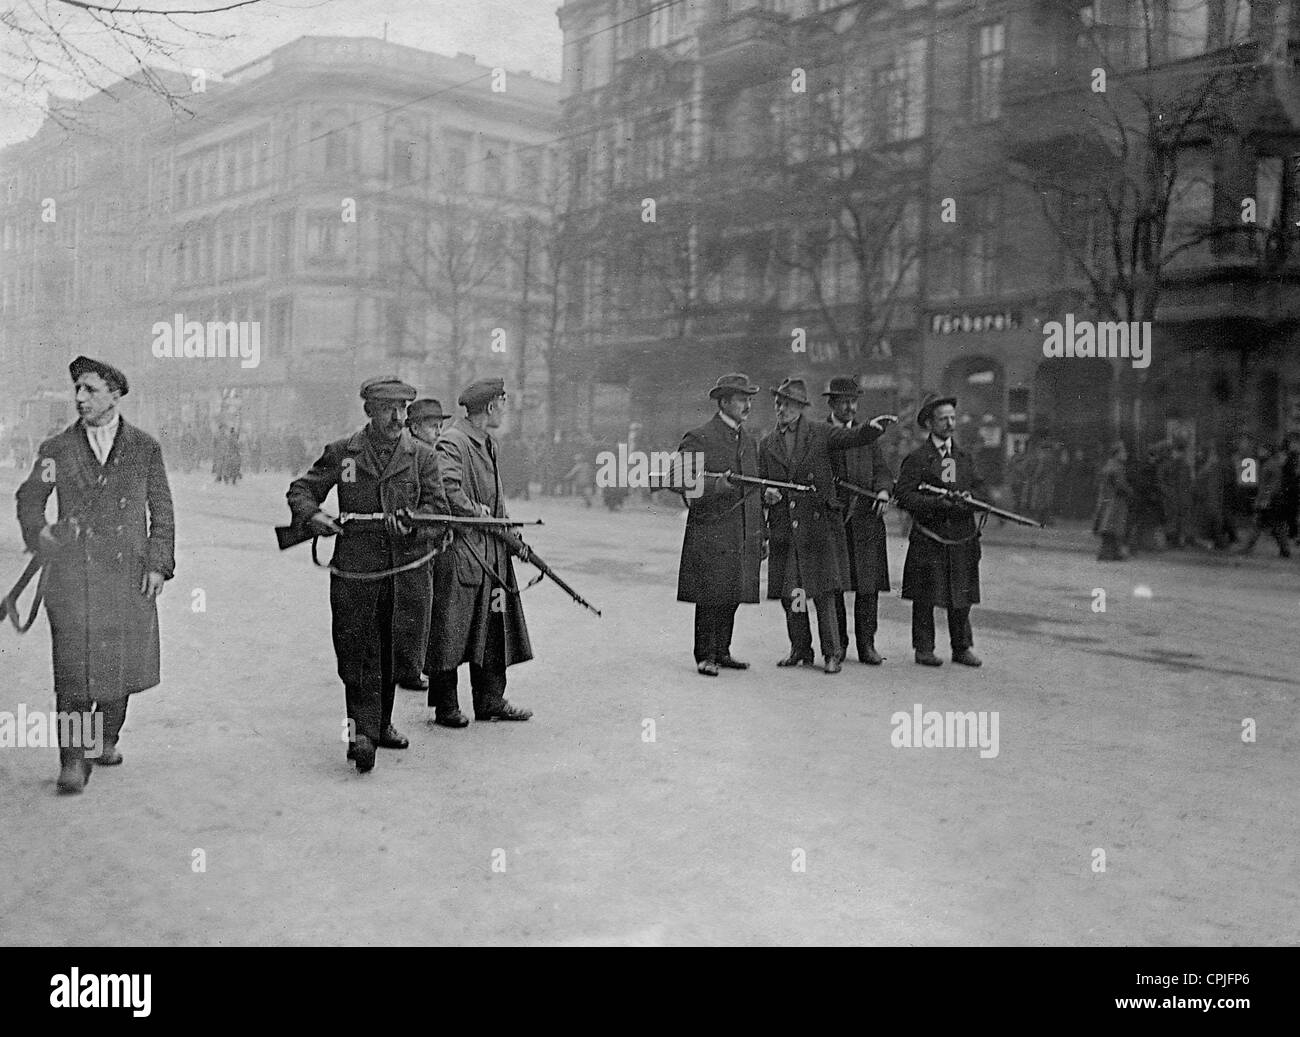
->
xmin=431 ymin=710 xmax=470 ymax=728
xmin=952 ymin=649 xmax=983 ymax=667
xmin=697 ymin=660 xmax=720 ymax=677
xmin=56 ymin=760 xmax=93 ymax=794
xmin=823 ymin=656 xmax=842 ymax=674
xmin=477 ymin=701 xmax=533 ymax=721
xmin=914 ymin=650 xmax=943 ymax=666
xmin=95 ymin=741 xmax=123 ymax=766
xmin=398 ymin=674 xmax=430 ymax=691
xmin=776 ymin=652 xmax=815 ymax=667
xmin=352 ymin=734 xmax=376 ymax=773
xmin=715 ymin=655 xmax=749 ymax=670
xmin=378 ymin=724 xmax=409 ymax=749
xmin=859 ymin=644 xmax=883 ymax=665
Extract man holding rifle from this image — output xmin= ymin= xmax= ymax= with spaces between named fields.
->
xmin=427 ymin=378 xmax=535 ymax=725
xmin=758 ymin=378 xmax=897 ymax=675
xmin=286 ymin=376 xmax=449 ymax=773
xmin=823 ymin=376 xmax=893 ymax=666
xmin=676 ymin=373 xmax=765 ymax=677
xmin=895 ymin=392 xmax=986 ymax=668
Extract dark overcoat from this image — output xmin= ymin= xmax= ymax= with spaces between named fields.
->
xmin=16 ymin=419 xmax=175 ymax=703
xmin=827 ymin=416 xmax=892 ymax=593
xmin=896 ymin=438 xmax=985 ymax=609
xmin=427 ymin=418 xmax=533 ymax=672
xmin=286 ymin=428 xmax=448 ymax=689
xmin=675 ymin=414 xmax=764 ymax=605
xmin=758 ymin=416 xmax=885 ymax=599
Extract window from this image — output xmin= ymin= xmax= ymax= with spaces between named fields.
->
xmin=1225 ymin=0 xmax=1251 ymax=44
xmin=444 ymin=131 xmax=471 ymax=190
xmin=879 ymin=198 xmax=920 ymax=297
xmin=483 ymin=142 xmax=507 ymax=195
xmin=312 ymin=110 xmax=351 ymax=172
xmin=1165 ymin=146 xmax=1214 ymax=266
xmin=638 ymin=114 xmax=673 ymax=180
xmin=972 ymin=22 xmax=1005 ymax=123
xmin=391 ymin=120 xmax=417 ymax=183
xmin=965 ymin=191 xmax=1000 ymax=295
xmin=874 ymin=39 xmax=927 ymax=144
xmin=306 ymin=212 xmax=351 ymax=266
xmin=275 ymin=213 xmax=294 ymax=272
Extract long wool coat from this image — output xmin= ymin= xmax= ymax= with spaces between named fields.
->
xmin=675 ymin=413 xmax=764 ymax=605
xmin=16 ymin=419 xmax=175 ymax=703
xmin=758 ymin=416 xmax=885 ymax=600
xmin=896 ymin=437 xmax=985 ymax=609
xmin=827 ymin=416 xmax=892 ymax=594
xmin=287 ymin=427 xmax=448 ymax=689
xmin=426 ymin=418 xmax=533 ymax=673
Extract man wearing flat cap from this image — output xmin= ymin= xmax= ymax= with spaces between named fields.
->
xmin=16 ymin=356 xmax=175 ymax=794
xmin=426 ymin=378 xmax=534 ymax=725
xmin=758 ymin=378 xmax=897 ymax=674
xmin=895 ymin=392 xmax=986 ymax=667
xmin=824 ymin=376 xmax=894 ymax=666
xmin=286 ymin=376 xmax=451 ymax=772
xmin=676 ymin=373 xmax=765 ymax=677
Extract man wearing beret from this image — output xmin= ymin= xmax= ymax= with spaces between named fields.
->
xmin=824 ymin=377 xmax=894 ymax=666
xmin=286 ymin=377 xmax=451 ymax=772
xmin=16 ymin=357 xmax=175 ymax=794
xmin=758 ymin=378 xmax=896 ymax=674
xmin=895 ymin=393 xmax=986 ymax=667
xmin=426 ymin=378 xmax=534 ymax=725
xmin=676 ymin=373 xmax=765 ymax=677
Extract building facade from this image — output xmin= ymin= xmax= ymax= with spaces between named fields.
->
xmin=1 ymin=36 xmax=560 ymax=454
xmin=556 ymin=0 xmax=1300 ymax=476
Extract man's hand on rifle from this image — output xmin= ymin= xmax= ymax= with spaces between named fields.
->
xmin=871 ymin=490 xmax=890 ymax=516
xmin=308 ymin=510 xmax=344 ymax=536
xmin=763 ymin=487 xmax=782 ymax=506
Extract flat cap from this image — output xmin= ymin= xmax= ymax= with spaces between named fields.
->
xmin=359 ymin=375 xmax=417 ymax=401
xmin=69 ymin=355 xmax=129 ymax=396
xmin=408 ymin=398 xmax=448 ymax=422
xmin=458 ymin=377 xmax=506 ymax=409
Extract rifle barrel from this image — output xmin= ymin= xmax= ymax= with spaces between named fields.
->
xmin=918 ymin=484 xmax=1042 ymax=527
xmin=702 ymin=471 xmax=816 ymax=493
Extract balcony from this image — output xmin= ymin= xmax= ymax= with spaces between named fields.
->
xmin=698 ymin=7 xmax=789 ymax=85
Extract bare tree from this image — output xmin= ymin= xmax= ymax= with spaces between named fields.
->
xmin=1 ymin=0 xmax=264 ymax=131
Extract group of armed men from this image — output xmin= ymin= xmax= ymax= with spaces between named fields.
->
xmin=677 ymin=373 xmax=988 ymax=678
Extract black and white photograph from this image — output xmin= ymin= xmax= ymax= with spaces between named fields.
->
xmin=0 ymin=0 xmax=1296 ymax=978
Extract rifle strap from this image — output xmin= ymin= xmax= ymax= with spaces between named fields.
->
xmin=310 ymin=533 xmax=449 ymax=581
xmin=1 ymin=555 xmax=46 ymax=634
xmin=912 ymin=521 xmax=982 ymax=548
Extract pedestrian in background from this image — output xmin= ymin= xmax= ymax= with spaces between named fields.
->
xmin=1093 ymin=440 xmax=1131 ymax=561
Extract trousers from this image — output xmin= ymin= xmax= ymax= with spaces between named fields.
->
xmin=693 ymin=600 xmax=740 ymax=663
xmin=911 ymin=604 xmax=973 ymax=653
xmin=782 ymin=592 xmax=841 ymax=661
xmin=832 ymin=591 xmax=879 ymax=658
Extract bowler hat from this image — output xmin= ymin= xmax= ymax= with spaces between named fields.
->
xmin=69 ymin=355 xmax=129 ymax=397
xmin=407 ymin=398 xmax=447 ymax=423
xmin=458 ymin=377 xmax=507 ymax=409
xmin=708 ymin=373 xmax=761 ymax=400
xmin=916 ymin=391 xmax=958 ymax=428
xmin=821 ymin=376 xmax=862 ymax=398
xmin=360 ymin=376 xmax=417 ymax=401
xmin=771 ymin=378 xmax=811 ymax=406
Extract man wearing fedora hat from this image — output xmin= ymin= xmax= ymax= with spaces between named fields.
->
xmin=759 ymin=378 xmax=897 ymax=674
xmin=824 ymin=376 xmax=894 ymax=665
xmin=16 ymin=356 xmax=175 ymax=794
xmin=895 ymin=392 xmax=986 ymax=667
xmin=286 ymin=376 xmax=451 ymax=772
xmin=676 ymin=374 xmax=765 ymax=676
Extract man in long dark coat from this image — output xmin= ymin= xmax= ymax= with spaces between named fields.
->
xmin=823 ymin=376 xmax=893 ymax=666
xmin=895 ymin=392 xmax=986 ymax=668
xmin=286 ymin=376 xmax=449 ymax=773
xmin=16 ymin=356 xmax=175 ymax=794
xmin=427 ymin=378 xmax=534 ymax=725
xmin=676 ymin=373 xmax=764 ymax=677
xmin=758 ymin=378 xmax=896 ymax=675
xmin=404 ymin=398 xmax=452 ymax=701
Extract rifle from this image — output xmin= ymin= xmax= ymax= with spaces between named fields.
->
xmin=510 ymin=538 xmax=603 ymax=617
xmin=834 ymin=477 xmax=892 ymax=518
xmin=275 ymin=510 xmax=541 ymax=551
xmin=918 ymin=483 xmax=1042 ymax=528
xmin=702 ymin=471 xmax=816 ymax=494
